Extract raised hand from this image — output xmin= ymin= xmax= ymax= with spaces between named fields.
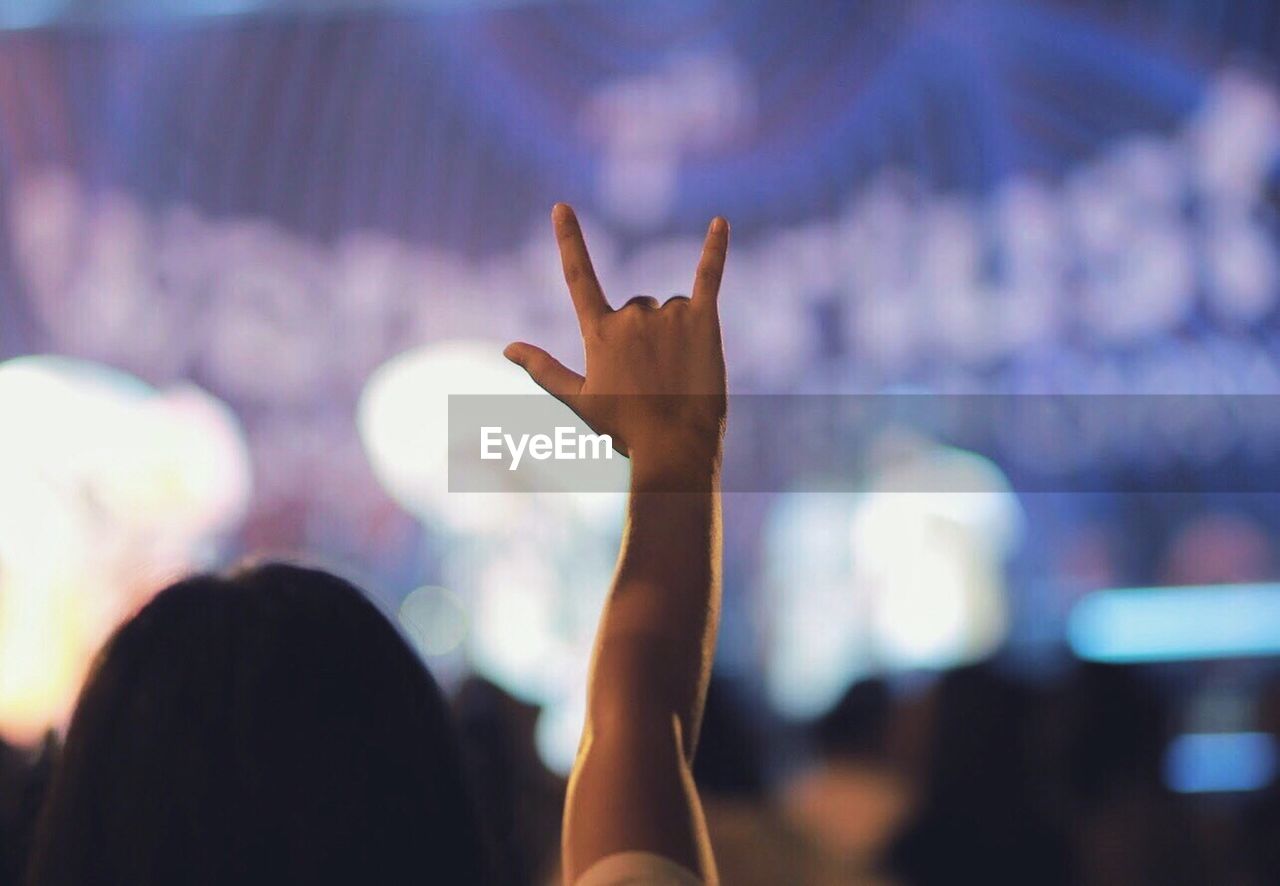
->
xmin=504 ymin=203 xmax=729 ymax=469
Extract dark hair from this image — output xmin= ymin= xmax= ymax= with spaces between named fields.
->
xmin=27 ymin=563 xmax=487 ymax=885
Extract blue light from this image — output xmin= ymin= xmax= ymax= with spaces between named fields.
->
xmin=0 ymin=0 xmax=69 ymax=30
xmin=0 ymin=0 xmax=555 ymax=32
xmin=1164 ymin=732 xmax=1278 ymax=794
xmin=1067 ymin=583 xmax=1280 ymax=663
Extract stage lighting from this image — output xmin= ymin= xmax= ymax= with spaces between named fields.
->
xmin=360 ymin=340 xmax=625 ymax=771
xmin=0 ymin=355 xmax=251 ymax=743
xmin=358 ymin=339 xmax=622 ymax=533
xmin=1164 ymin=732 xmax=1278 ymax=793
xmin=763 ymin=441 xmax=1020 ymax=718
xmin=1068 ymin=582 xmax=1280 ymax=663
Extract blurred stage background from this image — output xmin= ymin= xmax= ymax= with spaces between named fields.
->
xmin=2 ymin=0 xmax=1280 ymax=880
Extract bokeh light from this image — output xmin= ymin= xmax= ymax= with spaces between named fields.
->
xmin=0 ymin=355 xmax=251 ymax=743
xmin=359 ymin=339 xmax=625 ymax=770
xmin=763 ymin=440 xmax=1021 ymax=718
xmin=397 ymin=585 xmax=468 ymax=657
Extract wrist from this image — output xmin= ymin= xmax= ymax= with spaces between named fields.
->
xmin=629 ymin=433 xmax=722 ymax=491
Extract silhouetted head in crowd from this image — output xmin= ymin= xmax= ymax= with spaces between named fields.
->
xmin=1 ymin=735 xmax=54 ymax=886
xmin=812 ymin=678 xmax=891 ymax=762
xmin=691 ymin=676 xmax=766 ymax=797
xmin=887 ymin=664 xmax=1075 ymax=886
xmin=1053 ymin=663 xmax=1168 ymax=807
xmin=452 ymin=677 xmax=564 ymax=886
xmin=922 ymin=664 xmax=1038 ymax=808
xmin=27 ymin=563 xmax=487 ymax=886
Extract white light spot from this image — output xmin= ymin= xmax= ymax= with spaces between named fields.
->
xmin=398 ymin=585 xmax=468 ymax=657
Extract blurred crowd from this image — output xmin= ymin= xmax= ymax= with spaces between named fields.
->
xmin=688 ymin=664 xmax=1280 ymax=886
xmin=7 ymin=659 xmax=1269 ymax=885
xmin=483 ymin=661 xmax=1269 ymax=885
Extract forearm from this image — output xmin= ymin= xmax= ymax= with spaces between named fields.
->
xmin=587 ymin=451 xmax=722 ymax=760
xmin=563 ymin=454 xmax=722 ymax=881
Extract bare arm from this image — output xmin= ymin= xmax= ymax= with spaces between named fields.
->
xmin=505 ymin=204 xmax=729 ymax=883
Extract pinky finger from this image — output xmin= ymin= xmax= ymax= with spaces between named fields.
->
xmin=692 ymin=216 xmax=729 ymax=308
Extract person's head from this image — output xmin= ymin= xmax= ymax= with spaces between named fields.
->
xmin=922 ymin=664 xmax=1037 ymax=808
xmin=691 ymin=675 xmax=765 ymax=797
xmin=811 ymin=677 xmax=892 ymax=762
xmin=28 ymin=562 xmax=487 ymax=886
xmin=1055 ymin=662 xmax=1168 ymax=806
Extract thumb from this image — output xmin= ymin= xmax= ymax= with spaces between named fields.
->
xmin=503 ymin=342 xmax=585 ymax=404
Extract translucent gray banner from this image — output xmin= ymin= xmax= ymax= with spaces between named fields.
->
xmin=447 ymin=395 xmax=1280 ymax=493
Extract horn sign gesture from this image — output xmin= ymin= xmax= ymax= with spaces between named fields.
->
xmin=504 ymin=203 xmax=729 ymax=472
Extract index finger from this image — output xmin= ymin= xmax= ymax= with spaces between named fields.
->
xmin=692 ymin=216 xmax=729 ymax=308
xmin=553 ymin=203 xmax=609 ymax=327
